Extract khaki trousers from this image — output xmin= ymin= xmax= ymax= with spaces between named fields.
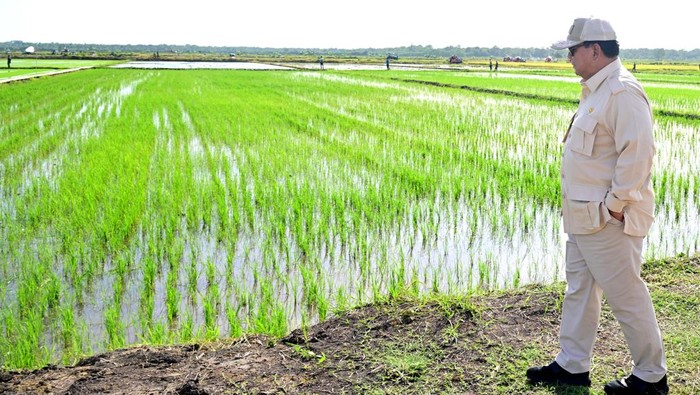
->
xmin=555 ymin=218 xmax=667 ymax=382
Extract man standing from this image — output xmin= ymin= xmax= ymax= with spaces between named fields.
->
xmin=526 ymin=18 xmax=668 ymax=395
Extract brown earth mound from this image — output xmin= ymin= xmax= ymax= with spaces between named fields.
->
xmin=1 ymin=282 xmax=641 ymax=394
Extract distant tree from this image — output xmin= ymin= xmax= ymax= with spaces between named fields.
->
xmin=1 ymin=40 xmax=699 ymax=62
xmin=653 ymin=48 xmax=666 ymax=61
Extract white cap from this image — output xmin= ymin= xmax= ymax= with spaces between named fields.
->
xmin=552 ymin=17 xmax=617 ymax=50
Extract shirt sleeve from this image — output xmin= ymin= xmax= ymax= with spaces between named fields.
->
xmin=604 ymin=88 xmax=655 ymax=213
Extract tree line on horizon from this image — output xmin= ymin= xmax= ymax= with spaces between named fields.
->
xmin=3 ymin=40 xmax=700 ymax=62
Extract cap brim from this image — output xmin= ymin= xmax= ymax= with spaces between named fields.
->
xmin=551 ymin=39 xmax=583 ymax=50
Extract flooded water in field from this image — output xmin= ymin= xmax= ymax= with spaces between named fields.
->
xmin=111 ymin=61 xmax=294 ymax=70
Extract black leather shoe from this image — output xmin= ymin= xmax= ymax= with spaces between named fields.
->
xmin=526 ymin=361 xmax=591 ymax=386
xmin=604 ymin=374 xmax=669 ymax=394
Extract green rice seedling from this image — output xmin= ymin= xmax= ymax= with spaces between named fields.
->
xmin=226 ymin=302 xmax=243 ymax=338
xmin=512 ymin=268 xmax=521 ymax=288
xmin=178 ymin=312 xmax=194 ymax=343
xmin=7 ymin=309 xmax=51 ymax=369
xmin=203 ymin=293 xmax=219 ymax=340
xmin=142 ymin=256 xmax=157 ymax=293
xmin=204 ymin=259 xmax=220 ymax=338
xmin=333 ymin=287 xmax=350 ymax=315
xmin=104 ymin=303 xmax=125 ymax=350
xmin=144 ymin=322 xmax=168 ymax=346
xmin=111 ymin=276 xmax=124 ymax=307
xmin=0 ymin=309 xmax=16 ymax=367
xmin=58 ymin=303 xmax=81 ymax=363
xmin=187 ymin=258 xmax=198 ymax=298
xmin=166 ymin=274 xmax=179 ymax=325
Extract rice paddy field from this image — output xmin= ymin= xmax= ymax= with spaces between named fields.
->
xmin=1 ymin=62 xmax=698 ymax=370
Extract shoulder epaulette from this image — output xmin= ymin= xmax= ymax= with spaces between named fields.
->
xmin=607 ymin=76 xmax=626 ymax=95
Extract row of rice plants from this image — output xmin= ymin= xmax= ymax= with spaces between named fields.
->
xmin=370 ymin=69 xmax=700 ymax=117
xmin=1 ymin=67 xmax=697 ymax=369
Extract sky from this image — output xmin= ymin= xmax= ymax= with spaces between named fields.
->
xmin=1 ymin=0 xmax=697 ymax=51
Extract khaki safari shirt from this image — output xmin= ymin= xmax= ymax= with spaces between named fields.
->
xmin=562 ymin=58 xmax=655 ymax=237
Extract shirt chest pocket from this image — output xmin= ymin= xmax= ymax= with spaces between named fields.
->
xmin=568 ymin=114 xmax=598 ymax=156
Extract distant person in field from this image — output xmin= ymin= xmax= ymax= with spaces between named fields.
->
xmin=526 ymin=17 xmax=668 ymax=395
xmin=318 ymin=56 xmax=324 ymax=70
xmin=494 ymin=60 xmax=498 ymax=71
xmin=489 ymin=58 xmax=493 ymax=71
xmin=386 ymin=56 xmax=390 ymax=70
xmin=6 ymin=54 xmax=10 ymax=69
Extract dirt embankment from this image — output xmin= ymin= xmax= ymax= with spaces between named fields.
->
xmin=2 ymin=255 xmax=698 ymax=394
xmin=0 ymin=287 xmax=616 ymax=394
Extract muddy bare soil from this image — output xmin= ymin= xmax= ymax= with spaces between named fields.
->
xmin=0 ymin=285 xmax=632 ymax=394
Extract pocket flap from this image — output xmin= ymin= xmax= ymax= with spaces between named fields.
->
xmin=567 ymin=184 xmax=608 ymax=202
xmin=572 ymin=113 xmax=597 ymax=134
xmin=569 ymin=114 xmax=598 ymax=156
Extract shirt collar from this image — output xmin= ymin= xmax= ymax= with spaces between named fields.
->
xmin=581 ymin=58 xmax=622 ymax=93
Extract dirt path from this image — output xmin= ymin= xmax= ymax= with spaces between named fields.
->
xmin=0 ymin=67 xmax=94 ymax=84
